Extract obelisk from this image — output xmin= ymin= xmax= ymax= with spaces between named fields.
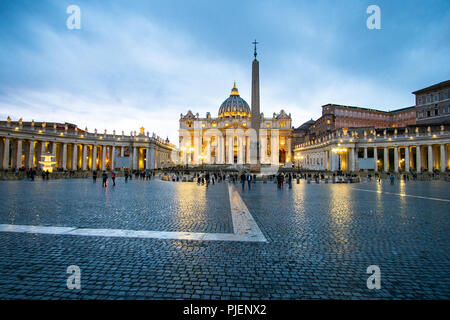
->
xmin=250 ymin=40 xmax=260 ymax=167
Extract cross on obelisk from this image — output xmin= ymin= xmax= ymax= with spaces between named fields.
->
xmin=253 ymin=39 xmax=259 ymax=58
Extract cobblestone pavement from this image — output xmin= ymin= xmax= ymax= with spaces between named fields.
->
xmin=0 ymin=178 xmax=448 ymax=299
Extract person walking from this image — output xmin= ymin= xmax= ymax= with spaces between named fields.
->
xmin=288 ymin=173 xmax=292 ymax=189
xmin=93 ymin=170 xmax=97 ymax=183
xmin=247 ymin=173 xmax=252 ymax=189
xmin=240 ymin=172 xmax=246 ymax=190
xmin=102 ymin=170 xmax=108 ymax=187
xmin=111 ymin=170 xmax=116 ymax=186
xmin=389 ymin=173 xmax=395 ymax=184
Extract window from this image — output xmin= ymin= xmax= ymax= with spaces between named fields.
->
xmin=435 ymin=109 xmax=439 ymax=116
xmin=434 ymin=94 xmax=439 ymax=102
xmin=426 ymin=96 xmax=431 ymax=103
xmin=443 ymin=92 xmax=449 ymax=100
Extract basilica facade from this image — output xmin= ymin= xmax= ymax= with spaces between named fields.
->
xmin=179 ymin=49 xmax=293 ymax=166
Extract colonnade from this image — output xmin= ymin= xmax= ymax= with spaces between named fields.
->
xmin=295 ymin=134 xmax=450 ymax=173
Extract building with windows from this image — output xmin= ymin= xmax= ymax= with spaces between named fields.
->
xmin=414 ymin=80 xmax=450 ymax=125
xmin=293 ymin=80 xmax=450 ymax=173
xmin=309 ymin=104 xmax=416 ymax=138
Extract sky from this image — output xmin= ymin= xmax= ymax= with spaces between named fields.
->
xmin=0 ymin=0 xmax=449 ymax=145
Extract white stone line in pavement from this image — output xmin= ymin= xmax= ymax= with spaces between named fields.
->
xmin=352 ymin=188 xmax=450 ymax=202
xmin=0 ymin=183 xmax=267 ymax=242
xmin=227 ymin=183 xmax=267 ymax=242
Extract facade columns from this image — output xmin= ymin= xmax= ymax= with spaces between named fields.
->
xmin=133 ymin=147 xmax=138 ymax=170
xmin=260 ymin=130 xmax=267 ymax=164
xmin=72 ymin=143 xmax=78 ymax=170
xmin=373 ymin=147 xmax=378 ymax=171
xmin=16 ymin=139 xmax=22 ymax=168
xmin=2 ymin=138 xmax=9 ymax=169
xmin=383 ymin=147 xmax=388 ymax=172
xmin=28 ymin=140 xmax=35 ymax=169
xmin=111 ymin=146 xmax=115 ymax=170
xmin=394 ymin=146 xmax=399 ymax=173
xmin=82 ymin=145 xmax=87 ymax=170
xmin=349 ymin=147 xmax=355 ymax=172
xmin=227 ymin=135 xmax=233 ymax=164
xmin=206 ymin=139 xmax=211 ymax=164
xmin=149 ymin=146 xmax=156 ymax=169
xmin=146 ymin=147 xmax=151 ymax=170
xmin=428 ymin=145 xmax=433 ymax=173
xmin=271 ymin=130 xmax=279 ymax=165
xmin=217 ymin=135 xmax=223 ymax=164
xmin=440 ymin=144 xmax=446 ymax=172
xmin=363 ymin=147 xmax=368 ymax=159
xmin=237 ymin=135 xmax=244 ymax=164
xmin=62 ymin=143 xmax=67 ymax=170
xmin=416 ymin=145 xmax=421 ymax=173
xmin=405 ymin=146 xmax=410 ymax=172
xmin=101 ymin=145 xmax=106 ymax=170
xmin=92 ymin=145 xmax=98 ymax=170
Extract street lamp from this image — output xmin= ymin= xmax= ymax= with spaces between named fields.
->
xmin=199 ymin=152 xmax=206 ymax=169
xmin=294 ymin=154 xmax=303 ymax=170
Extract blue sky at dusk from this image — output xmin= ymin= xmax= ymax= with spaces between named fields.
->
xmin=0 ymin=0 xmax=449 ymax=144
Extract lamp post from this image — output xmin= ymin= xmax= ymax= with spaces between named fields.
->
xmin=294 ymin=154 xmax=303 ymax=171
xmin=199 ymin=152 xmax=206 ymax=170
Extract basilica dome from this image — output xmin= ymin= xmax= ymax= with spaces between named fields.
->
xmin=218 ymin=83 xmax=251 ymax=119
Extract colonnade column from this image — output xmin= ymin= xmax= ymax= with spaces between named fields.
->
xmin=62 ymin=143 xmax=67 ymax=170
xmin=373 ymin=147 xmax=378 ymax=171
xmin=428 ymin=145 xmax=433 ymax=173
xmin=383 ymin=147 xmax=388 ymax=172
xmin=405 ymin=146 xmax=410 ymax=172
xmin=349 ymin=147 xmax=355 ymax=172
xmin=133 ymin=147 xmax=138 ymax=170
xmin=440 ymin=144 xmax=446 ymax=172
xmin=205 ymin=139 xmax=211 ymax=164
xmin=92 ymin=145 xmax=97 ymax=171
xmin=2 ymin=138 xmax=8 ymax=169
xmin=72 ymin=143 xmax=78 ymax=170
xmin=416 ymin=145 xmax=421 ymax=173
xmin=146 ymin=147 xmax=151 ymax=170
xmin=363 ymin=147 xmax=368 ymax=159
xmin=28 ymin=140 xmax=35 ymax=169
xmin=110 ymin=146 xmax=115 ymax=170
xmin=394 ymin=146 xmax=399 ymax=173
xmin=101 ymin=146 xmax=106 ymax=170
xmin=82 ymin=145 xmax=87 ymax=170
xmin=16 ymin=139 xmax=22 ymax=168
